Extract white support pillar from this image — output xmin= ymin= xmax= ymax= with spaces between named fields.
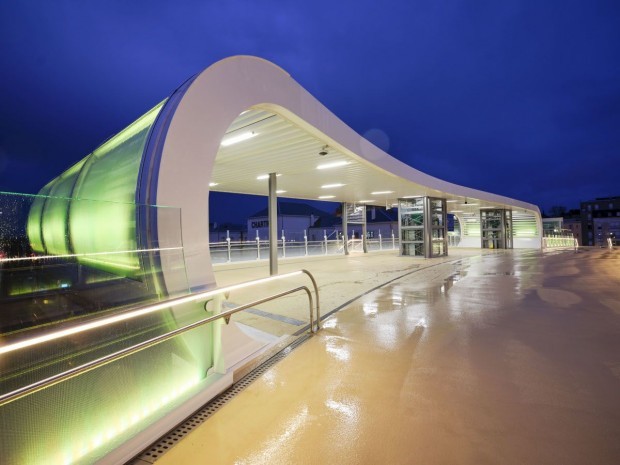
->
xmin=269 ymin=173 xmax=278 ymax=275
xmin=342 ymin=202 xmax=349 ymax=255
xmin=362 ymin=222 xmax=368 ymax=253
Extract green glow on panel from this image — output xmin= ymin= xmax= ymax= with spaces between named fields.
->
xmin=69 ymin=101 xmax=165 ymax=277
xmin=513 ymin=213 xmax=539 ymax=237
xmin=3 ymin=301 xmax=214 ymax=465
xmin=41 ymin=160 xmax=86 ymax=255
xmin=26 ymin=185 xmax=52 ymax=253
xmin=26 ymin=101 xmax=166 ymax=277
xmin=10 ymin=99 xmax=220 ymax=465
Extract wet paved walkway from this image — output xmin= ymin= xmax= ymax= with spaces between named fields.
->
xmin=157 ymin=248 xmax=620 ymax=465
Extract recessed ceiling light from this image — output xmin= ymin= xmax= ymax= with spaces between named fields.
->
xmin=208 ymin=182 xmax=218 ymax=187
xmin=446 ymin=200 xmax=458 ymax=203
xmin=450 ymin=210 xmax=464 ymax=213
xmin=370 ymin=190 xmax=394 ymax=195
xmin=317 ymin=161 xmax=350 ymax=170
xmin=358 ymin=200 xmax=374 ymax=203
xmin=256 ymin=174 xmax=282 ymax=180
xmin=462 ymin=203 xmax=479 ymax=206
xmin=401 ymin=195 xmax=417 ymax=199
xmin=276 ymin=190 xmax=286 ymax=194
xmin=220 ymin=131 xmax=256 ymax=147
xmin=318 ymin=195 xmax=336 ymax=199
xmin=321 ymin=183 xmax=345 ymax=189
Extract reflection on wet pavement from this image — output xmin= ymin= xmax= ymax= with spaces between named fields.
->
xmin=159 ymin=249 xmax=620 ymax=465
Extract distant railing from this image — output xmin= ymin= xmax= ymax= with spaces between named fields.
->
xmin=210 ymin=229 xmax=398 ymax=263
xmin=542 ymin=229 xmax=578 ymax=251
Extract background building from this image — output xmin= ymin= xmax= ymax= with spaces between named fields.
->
xmin=580 ymin=196 xmax=620 ymax=246
xmin=247 ymin=201 xmax=331 ymax=242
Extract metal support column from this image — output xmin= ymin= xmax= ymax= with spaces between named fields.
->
xmin=342 ymin=202 xmax=349 ymax=255
xmin=362 ymin=208 xmax=368 ymax=253
xmin=423 ymin=196 xmax=433 ymax=258
xmin=268 ymin=173 xmax=278 ymax=275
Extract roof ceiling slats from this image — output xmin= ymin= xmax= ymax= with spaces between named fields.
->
xmin=211 ymin=109 xmax=511 ymax=212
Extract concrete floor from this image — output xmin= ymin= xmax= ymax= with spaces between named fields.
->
xmin=157 ymin=248 xmax=620 ymax=465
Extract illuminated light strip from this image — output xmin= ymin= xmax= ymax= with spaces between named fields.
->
xmin=316 ymin=161 xmax=350 ymax=170
xmin=318 ymin=195 xmax=335 ymax=199
xmin=0 ymin=270 xmax=304 ymax=355
xmin=55 ymin=375 xmax=202 ymax=465
xmin=370 ymin=190 xmax=393 ymax=195
xmin=220 ymin=131 xmax=256 ymax=147
xmin=0 ymin=247 xmax=183 ymax=263
xmin=79 ymin=257 xmax=141 ymax=271
xmin=256 ymin=173 xmax=282 ymax=180
xmin=321 ymin=183 xmax=345 ymax=189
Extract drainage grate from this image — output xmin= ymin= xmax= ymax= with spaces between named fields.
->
xmin=129 ymin=333 xmax=311 ymax=464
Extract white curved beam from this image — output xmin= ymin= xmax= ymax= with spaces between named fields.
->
xmin=155 ymin=56 xmax=541 ymax=291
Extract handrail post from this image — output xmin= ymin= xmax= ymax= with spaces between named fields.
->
xmin=282 ymin=230 xmax=286 ymax=258
xmin=226 ymin=231 xmax=231 ymax=263
xmin=256 ymin=231 xmax=260 ymax=260
xmin=379 ymin=230 xmax=383 ymax=250
xmin=304 ymin=231 xmax=308 ymax=256
xmin=301 ymin=269 xmax=321 ymax=331
xmin=324 ymin=230 xmax=328 ymax=255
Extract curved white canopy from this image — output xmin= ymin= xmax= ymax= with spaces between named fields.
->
xmin=151 ymin=56 xmax=540 ymax=289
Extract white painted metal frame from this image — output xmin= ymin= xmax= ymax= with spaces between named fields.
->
xmin=144 ymin=56 xmax=542 ymax=293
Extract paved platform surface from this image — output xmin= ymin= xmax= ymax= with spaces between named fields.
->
xmin=158 ymin=248 xmax=620 ymax=465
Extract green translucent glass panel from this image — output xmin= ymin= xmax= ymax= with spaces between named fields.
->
xmin=27 ymin=101 xmax=166 ymax=277
xmin=26 ymin=186 xmax=52 ymax=253
xmin=513 ymin=212 xmax=538 ymax=237
xmin=42 ymin=160 xmax=86 ymax=255
xmin=1 ymin=303 xmax=214 ymax=465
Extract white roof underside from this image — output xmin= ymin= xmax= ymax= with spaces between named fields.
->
xmin=211 ymin=108 xmax=535 ymax=215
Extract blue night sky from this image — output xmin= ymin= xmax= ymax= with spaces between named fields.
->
xmin=1 ymin=0 xmax=619 ymax=220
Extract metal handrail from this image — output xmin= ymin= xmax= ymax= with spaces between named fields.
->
xmin=0 ymin=270 xmax=320 ymax=407
xmin=300 ymin=269 xmax=320 ymax=328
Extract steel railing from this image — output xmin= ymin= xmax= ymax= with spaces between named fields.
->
xmin=0 ymin=269 xmax=320 ymax=407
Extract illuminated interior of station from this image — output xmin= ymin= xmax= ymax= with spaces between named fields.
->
xmin=0 ymin=56 xmax=542 ymax=465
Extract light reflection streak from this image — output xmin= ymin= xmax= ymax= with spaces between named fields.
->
xmin=0 ymin=246 xmax=183 ymax=263
xmin=0 ymin=270 xmax=304 ymax=355
xmin=235 ymin=406 xmax=309 ymax=465
xmin=325 ymin=337 xmax=350 ymax=362
xmin=326 ymin=399 xmax=357 ymax=419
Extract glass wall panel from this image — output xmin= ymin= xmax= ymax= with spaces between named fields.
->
xmin=428 ymin=197 xmax=448 ymax=257
xmin=399 ymin=198 xmax=425 ymax=256
xmin=1 ymin=192 xmax=206 ymax=465
xmin=69 ymin=102 xmax=165 ymax=276
xmin=37 ymin=160 xmax=86 ymax=255
xmin=480 ymin=208 xmax=513 ymax=249
xmin=26 ymin=101 xmax=166 ymax=278
xmin=402 ymin=229 xmax=424 ymax=242
xmin=432 ymin=242 xmax=445 ymax=256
